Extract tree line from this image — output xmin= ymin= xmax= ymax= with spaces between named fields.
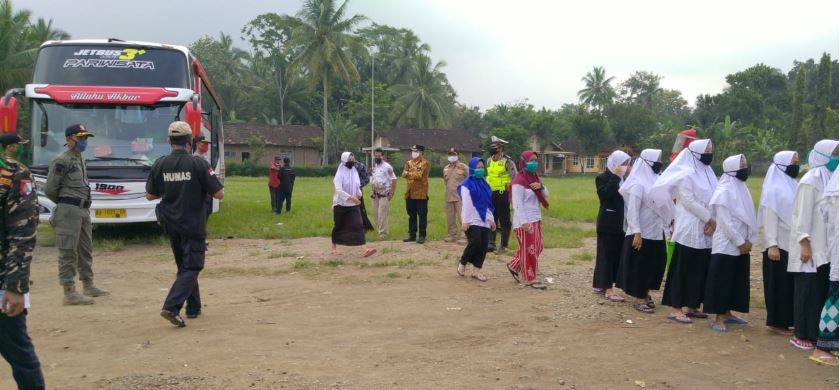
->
xmin=1 ymin=0 xmax=838 ymax=166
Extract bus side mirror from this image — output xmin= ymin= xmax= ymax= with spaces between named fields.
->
xmin=183 ymin=94 xmax=201 ymax=137
xmin=0 ymin=89 xmax=24 ymax=133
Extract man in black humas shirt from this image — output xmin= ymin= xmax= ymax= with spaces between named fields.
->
xmin=146 ymin=121 xmax=224 ymax=327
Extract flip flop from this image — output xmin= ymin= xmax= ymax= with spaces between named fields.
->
xmin=471 ymin=273 xmax=488 ymax=282
xmin=685 ymin=311 xmax=708 ymax=319
xmin=645 ymin=296 xmax=656 ymax=309
xmin=725 ymin=317 xmax=748 ymax=325
xmin=527 ymin=282 xmax=547 ymax=290
xmin=457 ymin=264 xmax=465 ymax=277
xmin=605 ymin=293 xmax=625 ymax=302
xmin=809 ymin=355 xmax=839 ymax=366
xmin=767 ymin=326 xmax=794 ymax=336
xmin=790 ymin=337 xmax=815 ymax=350
xmin=667 ymin=314 xmax=692 ymax=324
xmin=362 ymin=248 xmax=377 ymax=258
xmin=506 ymin=264 xmax=520 ymax=283
xmin=708 ymin=322 xmax=728 ymax=333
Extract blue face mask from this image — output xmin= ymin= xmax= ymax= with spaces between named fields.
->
xmin=74 ymin=138 xmax=88 ymax=152
xmin=524 ymin=161 xmax=539 ymax=173
xmin=472 ymin=168 xmax=486 ymax=178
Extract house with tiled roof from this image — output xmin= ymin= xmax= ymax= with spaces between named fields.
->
xmin=364 ymin=128 xmax=483 ymax=165
xmin=537 ymin=137 xmax=630 ymax=175
xmin=223 ymin=123 xmax=323 ymax=166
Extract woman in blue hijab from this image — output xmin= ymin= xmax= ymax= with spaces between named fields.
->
xmin=457 ymin=157 xmax=496 ymax=281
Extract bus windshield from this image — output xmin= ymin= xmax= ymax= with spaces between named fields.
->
xmin=31 ymin=101 xmax=184 ymax=170
xmin=33 ymin=44 xmax=190 ymax=88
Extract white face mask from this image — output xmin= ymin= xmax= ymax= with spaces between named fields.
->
xmin=447 ymin=156 xmax=458 ymax=163
xmin=412 ymin=151 xmax=420 ymax=159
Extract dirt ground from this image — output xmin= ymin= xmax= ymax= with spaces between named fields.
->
xmin=2 ymin=234 xmax=837 ymax=390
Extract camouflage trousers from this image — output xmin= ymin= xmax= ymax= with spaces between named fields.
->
xmin=53 ymin=204 xmax=94 ymax=286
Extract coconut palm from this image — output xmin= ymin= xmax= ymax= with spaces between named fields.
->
xmin=577 ymin=66 xmax=616 ymax=111
xmin=381 ymin=29 xmax=429 ymax=85
xmin=390 ymin=55 xmax=454 ymax=128
xmin=27 ymin=17 xmax=69 ymax=44
xmin=289 ymin=0 xmax=366 ymax=165
xmin=0 ymin=0 xmax=37 ymax=92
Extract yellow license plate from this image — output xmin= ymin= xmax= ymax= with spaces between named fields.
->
xmin=95 ymin=209 xmax=127 ymax=218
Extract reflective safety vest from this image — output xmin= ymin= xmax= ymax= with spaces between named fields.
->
xmin=486 ymin=157 xmax=511 ymax=191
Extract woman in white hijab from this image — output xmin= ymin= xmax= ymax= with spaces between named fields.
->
xmin=811 ymin=170 xmax=838 ymax=365
xmin=616 ymin=149 xmax=669 ymax=313
xmin=331 ymin=152 xmax=377 ymax=258
xmin=704 ymin=154 xmax=756 ymax=333
xmin=593 ymin=150 xmax=631 ymax=302
xmin=789 ymin=139 xmax=839 ymax=350
xmin=759 ymin=151 xmax=799 ymax=335
xmin=649 ymin=139 xmax=717 ymax=324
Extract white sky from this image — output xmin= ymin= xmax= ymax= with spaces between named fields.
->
xmin=16 ymin=0 xmax=840 ymax=110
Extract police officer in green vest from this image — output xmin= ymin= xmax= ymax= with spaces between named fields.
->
xmin=486 ymin=136 xmax=517 ymax=252
xmin=45 ymin=124 xmax=109 ymax=306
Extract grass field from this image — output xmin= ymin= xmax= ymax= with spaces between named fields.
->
xmin=36 ymin=175 xmax=766 ymax=251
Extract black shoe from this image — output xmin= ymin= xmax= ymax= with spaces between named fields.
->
xmin=186 ymin=311 xmax=201 ymax=319
xmin=487 ymin=244 xmax=497 ymax=252
xmin=417 ymin=237 xmax=426 ymax=244
xmin=403 ymin=237 xmax=416 ymax=242
xmin=160 ymin=310 xmax=186 ymax=327
xmin=499 ymin=246 xmax=508 ymax=253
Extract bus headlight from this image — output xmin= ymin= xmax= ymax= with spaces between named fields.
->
xmin=35 ymin=181 xmax=45 ymax=196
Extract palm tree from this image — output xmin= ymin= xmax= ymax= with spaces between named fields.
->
xmin=27 ymin=17 xmax=69 ymax=43
xmin=0 ymin=0 xmax=37 ymax=92
xmin=289 ymin=0 xmax=366 ymax=165
xmin=382 ymin=30 xmax=429 ymax=85
xmin=390 ymin=55 xmax=454 ymax=128
xmin=577 ymin=66 xmax=615 ymax=111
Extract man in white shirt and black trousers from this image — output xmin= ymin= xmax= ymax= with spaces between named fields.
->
xmin=146 ymin=121 xmax=224 ymax=327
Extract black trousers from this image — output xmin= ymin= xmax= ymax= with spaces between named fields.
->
xmin=490 ymin=191 xmax=511 ymax=247
xmin=163 ymin=227 xmax=205 ymax=315
xmin=405 ymin=198 xmax=428 ymax=238
xmin=793 ymin=264 xmax=831 ymax=341
xmin=276 ymin=191 xmax=292 ymax=213
xmin=762 ymin=249 xmax=794 ymax=328
xmin=461 ymin=226 xmax=491 ymax=268
xmin=0 ymin=312 xmax=45 ymax=390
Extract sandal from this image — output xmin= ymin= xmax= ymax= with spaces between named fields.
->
xmin=790 ymin=337 xmax=815 ymax=350
xmin=633 ymin=302 xmax=655 ymax=314
xmin=767 ymin=326 xmax=794 ymax=336
xmin=708 ymin=322 xmax=728 ymax=333
xmin=724 ymin=317 xmax=748 ymax=325
xmin=527 ymin=282 xmax=547 ymax=290
xmin=645 ymin=296 xmax=655 ymax=309
xmin=809 ymin=354 xmax=839 ymax=366
xmin=667 ymin=314 xmax=692 ymax=324
xmin=605 ymin=293 xmax=625 ymax=302
xmin=362 ymin=248 xmax=377 ymax=258
xmin=506 ymin=264 xmax=520 ymax=283
xmin=685 ymin=311 xmax=708 ymax=319
xmin=471 ymin=273 xmax=487 ymax=282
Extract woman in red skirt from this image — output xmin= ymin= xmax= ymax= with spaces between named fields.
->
xmin=507 ymin=150 xmax=550 ymax=289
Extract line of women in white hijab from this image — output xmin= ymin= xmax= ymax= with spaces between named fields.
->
xmin=596 ymin=139 xmax=839 ymax=365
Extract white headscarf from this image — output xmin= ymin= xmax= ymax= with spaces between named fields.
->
xmin=606 ymin=150 xmax=631 ymax=183
xmin=800 ymin=139 xmax=839 ymax=192
xmin=710 ymin=154 xmax=758 ymax=243
xmin=758 ymin=151 xmax=798 ymax=227
xmin=820 ymin=170 xmax=839 ymax=281
xmin=648 ymin=139 xmax=718 ymax=222
xmin=333 ymin=151 xmax=360 ymax=204
xmin=619 ymin=149 xmax=661 ymax=204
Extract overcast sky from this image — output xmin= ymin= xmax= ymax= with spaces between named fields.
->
xmin=16 ymin=0 xmax=840 ymax=110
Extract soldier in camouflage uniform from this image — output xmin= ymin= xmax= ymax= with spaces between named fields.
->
xmin=0 ymin=133 xmax=46 ymax=389
xmin=45 ymin=124 xmax=108 ymax=305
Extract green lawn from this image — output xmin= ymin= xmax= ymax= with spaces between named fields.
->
xmin=36 ymin=175 xmax=766 ymax=251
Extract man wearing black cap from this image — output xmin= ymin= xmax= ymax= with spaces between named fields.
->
xmin=45 ymin=124 xmax=108 ymax=306
xmin=192 ymin=135 xmax=211 ymax=163
xmin=0 ymin=133 xmax=45 ymax=389
xmin=146 ymin=121 xmax=224 ymax=327
xmin=401 ymin=145 xmax=430 ymax=243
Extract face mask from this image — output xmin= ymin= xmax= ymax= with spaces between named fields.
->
xmin=74 ymin=138 xmax=88 ymax=152
xmin=448 ymin=156 xmax=458 ymax=163
xmin=694 ymin=152 xmax=713 ymax=165
xmin=779 ymin=163 xmax=799 ymax=178
xmin=345 ymin=161 xmax=355 ymax=169
xmin=374 ymin=157 xmax=382 ymax=164
xmin=734 ymin=167 xmax=750 ymax=182
xmin=489 ymin=147 xmax=499 ymax=155
xmin=647 ymin=160 xmax=663 ymax=174
xmin=828 ymin=155 xmax=839 ymax=172
xmin=524 ymin=161 xmax=539 ymax=173
xmin=198 ymin=143 xmax=209 ymax=154
xmin=411 ymin=151 xmax=420 ymax=159
xmin=472 ymin=168 xmax=485 ymax=178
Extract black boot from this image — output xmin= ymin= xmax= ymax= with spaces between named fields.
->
xmin=403 ymin=235 xmax=416 ymax=242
